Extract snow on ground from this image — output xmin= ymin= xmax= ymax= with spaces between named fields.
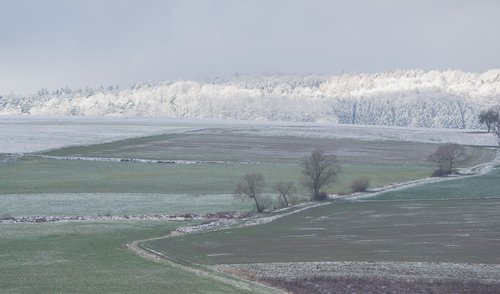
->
xmin=0 ymin=115 xmax=497 ymax=153
xmin=241 ymin=123 xmax=499 ymax=146
xmin=0 ymin=116 xmax=195 ymax=153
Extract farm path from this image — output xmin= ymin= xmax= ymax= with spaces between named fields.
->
xmin=126 ymin=237 xmax=284 ymax=294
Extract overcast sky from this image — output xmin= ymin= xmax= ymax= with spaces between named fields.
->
xmin=1 ymin=0 xmax=499 ymax=95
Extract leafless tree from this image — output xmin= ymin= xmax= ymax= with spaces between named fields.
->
xmin=430 ymin=143 xmax=466 ymax=175
xmin=235 ymin=173 xmax=266 ymax=212
xmin=301 ymin=148 xmax=340 ymax=200
xmin=274 ymin=181 xmax=295 ymax=207
xmin=478 ymin=109 xmax=499 ymax=133
xmin=495 ymin=120 xmax=500 ymax=143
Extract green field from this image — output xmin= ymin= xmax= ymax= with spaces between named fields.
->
xmin=371 ymin=168 xmax=500 ymax=200
xmin=0 ymin=157 xmax=435 ymax=195
xmin=0 ymin=221 xmax=259 ymax=294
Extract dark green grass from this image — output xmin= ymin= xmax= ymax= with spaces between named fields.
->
xmin=372 ymin=168 xmax=500 ymax=200
xmin=0 ymin=221 xmax=256 ymax=294
xmin=147 ymin=198 xmax=500 ymax=265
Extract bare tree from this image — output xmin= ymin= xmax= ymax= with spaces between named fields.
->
xmin=301 ymin=148 xmax=340 ymax=200
xmin=430 ymin=143 xmax=466 ymax=175
xmin=493 ymin=120 xmax=500 ymax=146
xmin=235 ymin=173 xmax=266 ymax=212
xmin=274 ymin=181 xmax=295 ymax=207
xmin=478 ymin=109 xmax=499 ymax=133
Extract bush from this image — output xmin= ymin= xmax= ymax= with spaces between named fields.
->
xmin=432 ymin=168 xmax=449 ymax=177
xmin=313 ymin=191 xmax=329 ymax=201
xmin=350 ymin=177 xmax=370 ymax=193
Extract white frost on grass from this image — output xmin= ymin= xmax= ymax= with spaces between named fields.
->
xmin=0 ymin=193 xmax=250 ymax=217
xmin=0 ymin=116 xmax=196 ymax=153
xmin=240 ymin=123 xmax=499 ymax=146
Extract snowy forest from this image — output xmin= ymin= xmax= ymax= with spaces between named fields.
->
xmin=1 ymin=69 xmax=499 ymax=129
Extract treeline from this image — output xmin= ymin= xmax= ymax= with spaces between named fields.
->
xmin=1 ymin=70 xmax=499 ymax=129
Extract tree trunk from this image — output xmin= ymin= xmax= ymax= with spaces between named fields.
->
xmin=252 ymin=196 xmax=262 ymax=212
xmin=282 ymin=195 xmax=288 ymax=207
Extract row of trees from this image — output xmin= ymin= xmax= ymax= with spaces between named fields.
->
xmin=238 ymin=143 xmax=471 ymax=212
xmin=2 ymin=71 xmax=498 ymax=129
xmin=234 ymin=175 xmax=297 ymax=212
xmin=235 ymin=148 xmax=340 ymax=212
xmin=237 ymin=106 xmax=500 ymax=211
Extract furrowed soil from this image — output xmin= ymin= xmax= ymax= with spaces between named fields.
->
xmin=215 ymin=262 xmax=500 ymax=294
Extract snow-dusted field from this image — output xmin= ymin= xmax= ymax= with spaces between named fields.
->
xmin=240 ymin=123 xmax=499 ymax=146
xmin=0 ymin=116 xmax=196 ymax=153
xmin=0 ymin=115 xmax=498 ymax=154
xmin=0 ymin=193 xmax=250 ymax=218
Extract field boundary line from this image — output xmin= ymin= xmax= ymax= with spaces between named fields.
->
xmin=126 ymin=203 xmax=327 ymax=294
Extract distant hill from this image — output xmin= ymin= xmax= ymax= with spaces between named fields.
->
xmin=1 ymin=69 xmax=499 ymax=129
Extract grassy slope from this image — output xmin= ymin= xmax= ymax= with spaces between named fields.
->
xmin=372 ymin=168 xmax=500 ymax=200
xmin=0 ymin=221 xmax=255 ymax=294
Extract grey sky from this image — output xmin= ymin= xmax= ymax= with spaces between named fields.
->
xmin=1 ymin=0 xmax=499 ymax=95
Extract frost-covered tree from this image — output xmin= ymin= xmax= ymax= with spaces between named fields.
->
xmin=1 ymin=70 xmax=499 ymax=129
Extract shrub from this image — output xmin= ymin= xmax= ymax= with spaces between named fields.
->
xmin=432 ymin=168 xmax=448 ymax=177
xmin=350 ymin=177 xmax=370 ymax=193
xmin=313 ymin=191 xmax=329 ymax=201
